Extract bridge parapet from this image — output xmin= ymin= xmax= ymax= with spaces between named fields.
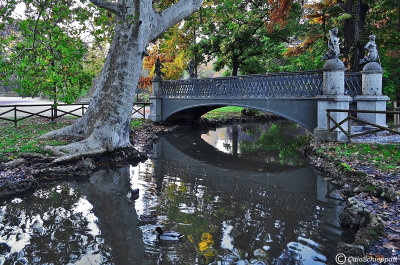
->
xmin=149 ymin=68 xmax=363 ymax=137
xmin=161 ymin=71 xmax=361 ymax=99
xmin=163 ymin=71 xmax=323 ymax=98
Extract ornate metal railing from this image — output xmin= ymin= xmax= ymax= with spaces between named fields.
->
xmin=162 ymin=71 xmax=362 ymax=99
xmin=162 ymin=71 xmax=324 ymax=98
xmin=344 ymin=72 xmax=362 ymax=98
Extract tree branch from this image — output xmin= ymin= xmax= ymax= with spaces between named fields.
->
xmin=31 ymin=1 xmax=47 ymax=50
xmin=90 ymin=0 xmax=120 ymax=14
xmin=150 ymin=0 xmax=204 ymax=41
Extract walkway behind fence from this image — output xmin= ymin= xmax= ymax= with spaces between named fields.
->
xmin=0 ymin=102 xmax=150 ymax=127
xmin=326 ymin=109 xmax=400 ymax=140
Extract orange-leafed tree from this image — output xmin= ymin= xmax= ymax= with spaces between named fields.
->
xmin=266 ymin=0 xmax=293 ymax=31
xmin=139 ymin=25 xmax=192 ymax=90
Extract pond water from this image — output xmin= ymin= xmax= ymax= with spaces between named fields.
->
xmin=0 ymin=121 xmax=350 ymax=265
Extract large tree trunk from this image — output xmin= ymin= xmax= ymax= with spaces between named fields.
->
xmin=41 ymin=0 xmax=204 ymax=162
xmin=342 ymin=0 xmax=369 ymax=72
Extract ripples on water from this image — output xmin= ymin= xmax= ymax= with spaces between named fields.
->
xmin=0 ymin=122 xmax=349 ymax=264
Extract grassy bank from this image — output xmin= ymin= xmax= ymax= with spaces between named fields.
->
xmin=315 ymin=142 xmax=400 ymax=175
xmin=0 ymin=118 xmax=148 ymax=162
xmin=0 ymin=119 xmax=74 ymax=161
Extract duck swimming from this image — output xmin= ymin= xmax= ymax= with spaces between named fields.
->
xmin=155 ymin=227 xmax=184 ymax=241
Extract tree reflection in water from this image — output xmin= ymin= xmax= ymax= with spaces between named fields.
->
xmin=132 ymin=126 xmax=347 ymax=264
xmin=0 ymin=184 xmax=113 ymax=264
xmin=0 ymin=122 xmax=347 ymax=265
xmin=0 ymin=167 xmax=146 ymax=265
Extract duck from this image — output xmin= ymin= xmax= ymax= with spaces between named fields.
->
xmin=127 ymin=188 xmax=139 ymax=200
xmin=155 ymin=227 xmax=184 ymax=241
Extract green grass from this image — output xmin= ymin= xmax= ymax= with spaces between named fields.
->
xmin=130 ymin=119 xmax=144 ymax=129
xmin=340 ymin=162 xmax=353 ymax=171
xmin=0 ymin=119 xmax=73 ymax=161
xmin=323 ymin=143 xmax=400 ymax=174
xmin=202 ymin=106 xmax=244 ymax=120
xmin=0 ymin=118 xmax=148 ymax=162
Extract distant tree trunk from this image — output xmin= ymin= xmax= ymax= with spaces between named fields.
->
xmin=342 ymin=0 xmax=369 ymax=72
xmin=398 ymin=0 xmax=400 ymax=32
xmin=232 ymin=56 xmax=239 ymax=76
xmin=41 ymin=0 xmax=204 ymax=162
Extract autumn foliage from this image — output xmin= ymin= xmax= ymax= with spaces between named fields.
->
xmin=266 ymin=0 xmax=292 ymax=31
xmin=138 ymin=25 xmax=192 ymax=89
xmin=284 ymin=0 xmax=337 ymax=57
xmin=284 ymin=35 xmax=323 ymax=57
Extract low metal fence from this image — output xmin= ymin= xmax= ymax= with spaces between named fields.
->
xmin=132 ymin=102 xmax=151 ymax=120
xmin=394 ymin=102 xmax=400 ymax=132
xmin=0 ymin=102 xmax=150 ymax=127
xmin=326 ymin=109 xmax=400 ymax=140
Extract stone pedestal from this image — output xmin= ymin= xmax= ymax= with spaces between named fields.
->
xmin=355 ymin=62 xmax=388 ymax=128
xmin=149 ymin=76 xmax=162 ymax=122
xmin=314 ymin=59 xmax=351 ymax=141
xmin=361 ymin=62 xmax=383 ymax=96
xmin=314 ymin=95 xmax=352 ymax=141
xmin=322 ymin=59 xmax=346 ymax=95
xmin=354 ymin=96 xmax=390 ymax=126
xmin=149 ymin=97 xmax=162 ymax=122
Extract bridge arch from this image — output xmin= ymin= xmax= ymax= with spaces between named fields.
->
xmin=162 ymin=98 xmax=318 ymax=131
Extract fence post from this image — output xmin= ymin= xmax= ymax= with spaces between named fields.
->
xmin=348 ymin=110 xmax=352 ymax=138
xmin=14 ymin=106 xmax=17 ymax=127
xmin=327 ymin=110 xmax=330 ymax=131
xmin=51 ymin=105 xmax=54 ymax=123
xmin=395 ymin=101 xmax=399 ymax=132
xmin=82 ymin=104 xmax=85 ymax=117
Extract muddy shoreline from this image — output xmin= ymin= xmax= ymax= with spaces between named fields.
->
xmin=0 ymin=117 xmax=399 ymax=263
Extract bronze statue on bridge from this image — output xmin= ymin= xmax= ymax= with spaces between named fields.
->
xmin=155 ymin=58 xmax=165 ymax=77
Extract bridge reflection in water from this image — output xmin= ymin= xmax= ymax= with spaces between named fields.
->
xmin=0 ymin=123 xmax=350 ymax=265
xmin=134 ymin=122 xmax=349 ymax=264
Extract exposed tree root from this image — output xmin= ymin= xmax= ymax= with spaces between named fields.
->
xmin=40 ymin=121 xmax=85 ymax=141
xmin=51 ymin=148 xmax=107 ymax=164
xmin=43 ymin=131 xmax=138 ymax=164
xmin=43 ymin=135 xmax=104 ymax=162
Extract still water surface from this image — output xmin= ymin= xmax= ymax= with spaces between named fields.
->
xmin=0 ymin=122 xmax=348 ymax=264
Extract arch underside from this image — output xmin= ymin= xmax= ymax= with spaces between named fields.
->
xmin=162 ymin=98 xmax=318 ymax=131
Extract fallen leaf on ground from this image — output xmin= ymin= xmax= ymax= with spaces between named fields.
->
xmin=389 ymin=227 xmax=400 ymax=233
xmin=387 ymin=233 xmax=400 ymax=242
xmin=382 ymin=242 xmax=399 ymax=250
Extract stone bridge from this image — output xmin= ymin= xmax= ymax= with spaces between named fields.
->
xmin=149 ymin=60 xmax=389 ymax=141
